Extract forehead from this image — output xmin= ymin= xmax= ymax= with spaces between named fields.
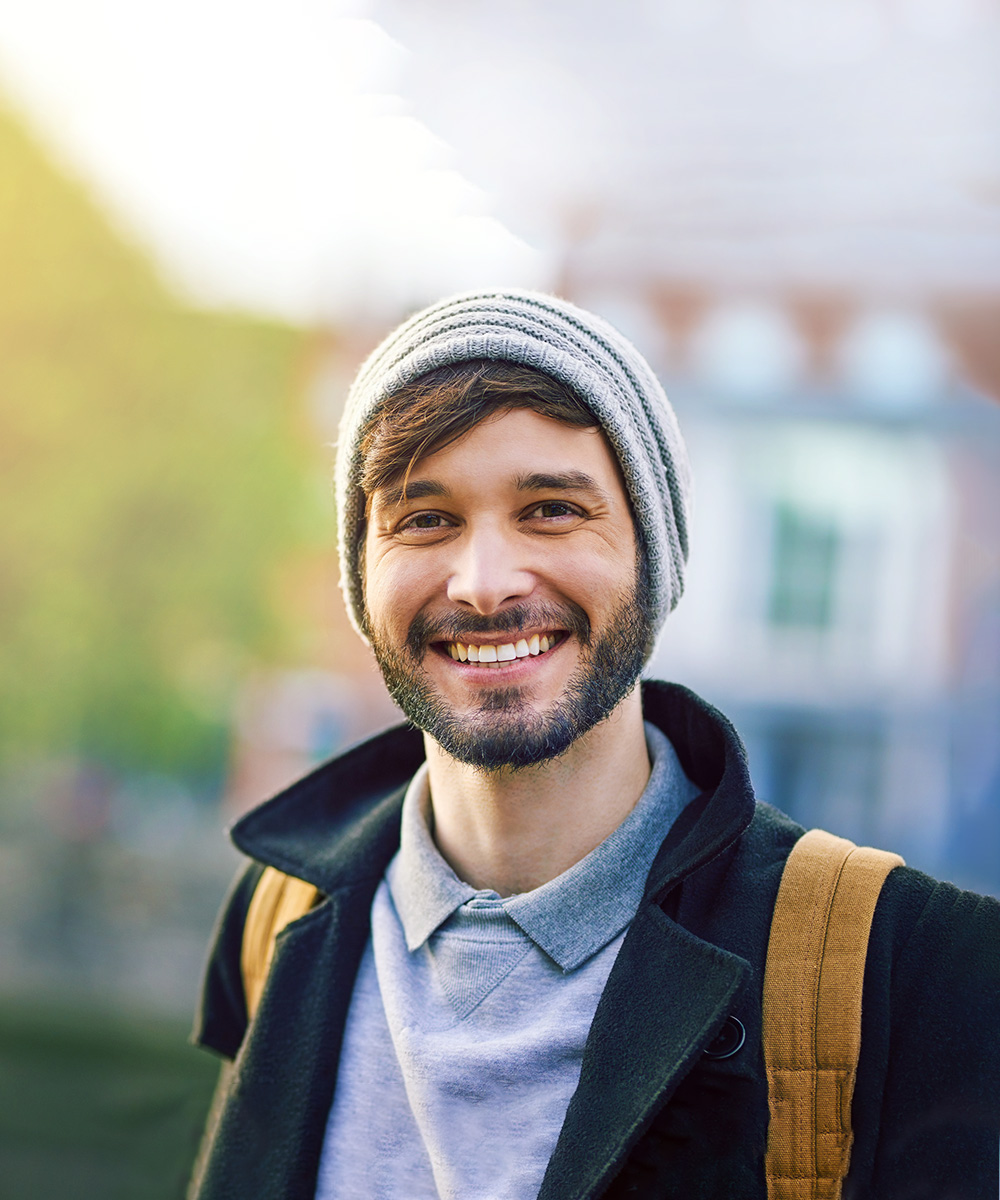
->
xmin=368 ymin=408 xmax=631 ymax=509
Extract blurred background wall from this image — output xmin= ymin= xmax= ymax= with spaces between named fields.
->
xmin=0 ymin=1 xmax=998 ymax=1194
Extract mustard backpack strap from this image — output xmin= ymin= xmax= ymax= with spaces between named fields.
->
xmin=762 ymin=829 xmax=903 ymax=1200
xmin=240 ymin=866 xmax=321 ymax=1021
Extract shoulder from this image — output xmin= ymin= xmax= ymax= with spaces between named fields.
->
xmin=852 ymin=867 xmax=1000 ymax=1191
xmin=746 ymin=810 xmax=1000 ymax=989
xmin=743 ymin=800 xmax=806 ymax=857
xmin=190 ymin=860 xmax=265 ymax=1059
xmin=872 ymin=864 xmax=1000 ymax=995
xmin=191 ymin=738 xmax=415 ymax=1061
xmin=712 ymin=800 xmax=805 ymax=903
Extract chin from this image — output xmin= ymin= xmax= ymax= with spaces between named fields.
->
xmin=370 ymin=567 xmax=654 ymax=770
xmin=429 ymin=706 xmax=587 ymax=773
xmin=384 ymin=648 xmax=642 ymax=772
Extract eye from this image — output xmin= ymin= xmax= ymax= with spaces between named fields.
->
xmin=394 ymin=510 xmax=455 ymax=538
xmin=525 ymin=500 xmax=584 ymax=521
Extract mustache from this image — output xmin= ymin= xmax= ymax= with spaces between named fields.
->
xmin=406 ymin=602 xmax=591 ymax=658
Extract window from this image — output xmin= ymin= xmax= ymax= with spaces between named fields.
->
xmin=768 ymin=502 xmax=839 ymax=630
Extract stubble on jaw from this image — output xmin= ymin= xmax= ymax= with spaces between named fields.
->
xmin=366 ymin=558 xmax=654 ymax=773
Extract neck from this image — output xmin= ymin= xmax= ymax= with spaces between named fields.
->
xmin=423 ymin=687 xmax=651 ymax=895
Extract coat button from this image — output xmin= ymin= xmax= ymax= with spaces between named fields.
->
xmin=704 ymin=1015 xmax=746 ymax=1059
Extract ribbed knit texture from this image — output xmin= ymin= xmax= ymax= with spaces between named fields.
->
xmin=335 ymin=289 xmax=693 ymax=647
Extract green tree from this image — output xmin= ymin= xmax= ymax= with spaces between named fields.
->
xmin=0 ymin=99 xmax=310 ymax=782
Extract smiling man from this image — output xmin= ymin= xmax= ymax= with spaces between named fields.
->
xmin=190 ymin=292 xmax=1000 ymax=1200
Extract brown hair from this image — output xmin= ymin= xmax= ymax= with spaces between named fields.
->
xmin=358 ymin=359 xmax=597 ymax=502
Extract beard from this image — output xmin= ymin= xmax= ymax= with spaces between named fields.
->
xmin=367 ymin=558 xmax=654 ymax=773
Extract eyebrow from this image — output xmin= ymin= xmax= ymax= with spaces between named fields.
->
xmin=514 ymin=470 xmax=610 ymax=500
xmin=377 ymin=478 xmax=451 ymax=509
xmin=376 ymin=469 xmax=610 ymax=510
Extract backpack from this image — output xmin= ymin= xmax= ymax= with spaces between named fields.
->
xmin=240 ymin=828 xmax=902 ymax=1200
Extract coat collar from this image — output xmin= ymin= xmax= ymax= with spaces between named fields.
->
xmin=229 ymin=720 xmax=423 ymax=894
xmin=229 ymin=680 xmax=756 ymax=902
xmin=638 ymin=680 xmax=756 ymax=901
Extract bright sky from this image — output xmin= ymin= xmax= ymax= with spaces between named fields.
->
xmin=1 ymin=0 xmax=997 ymax=323
xmin=0 ymin=0 xmax=548 ymax=321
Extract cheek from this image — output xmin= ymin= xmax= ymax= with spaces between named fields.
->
xmin=363 ymin=547 xmax=443 ymax=631
xmin=547 ymin=539 xmax=635 ymax=599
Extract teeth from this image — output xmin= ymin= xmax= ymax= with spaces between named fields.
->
xmin=448 ymin=635 xmax=560 ymax=661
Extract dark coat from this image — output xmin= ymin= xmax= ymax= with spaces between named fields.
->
xmin=191 ymin=681 xmax=1000 ymax=1200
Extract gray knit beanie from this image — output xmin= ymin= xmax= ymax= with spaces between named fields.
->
xmin=336 ymin=289 xmax=692 ymax=647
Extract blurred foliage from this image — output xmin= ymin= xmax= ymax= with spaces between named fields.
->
xmin=0 ymin=995 xmax=218 ymax=1200
xmin=0 ymin=101 xmax=311 ymax=781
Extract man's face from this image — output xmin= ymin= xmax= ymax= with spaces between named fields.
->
xmin=363 ymin=407 xmax=652 ymax=771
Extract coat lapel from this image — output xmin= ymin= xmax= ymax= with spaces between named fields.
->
xmin=538 ymin=901 xmax=750 ymax=1200
xmin=200 ymin=780 xmax=410 ymax=1200
xmin=197 ymin=889 xmax=375 ymax=1200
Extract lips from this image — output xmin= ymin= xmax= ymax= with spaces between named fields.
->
xmin=407 ymin=600 xmax=588 ymax=666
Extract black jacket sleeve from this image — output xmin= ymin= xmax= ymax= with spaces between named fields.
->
xmin=190 ymin=861 xmax=265 ymax=1060
xmin=852 ymin=868 xmax=1000 ymax=1200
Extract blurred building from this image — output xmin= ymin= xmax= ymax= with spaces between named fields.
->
xmin=623 ymin=293 xmax=1000 ymax=891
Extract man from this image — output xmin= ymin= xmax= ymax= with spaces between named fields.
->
xmin=190 ymin=291 xmax=1000 ymax=1199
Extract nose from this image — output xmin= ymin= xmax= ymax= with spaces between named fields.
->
xmin=446 ymin=525 xmax=535 ymax=615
